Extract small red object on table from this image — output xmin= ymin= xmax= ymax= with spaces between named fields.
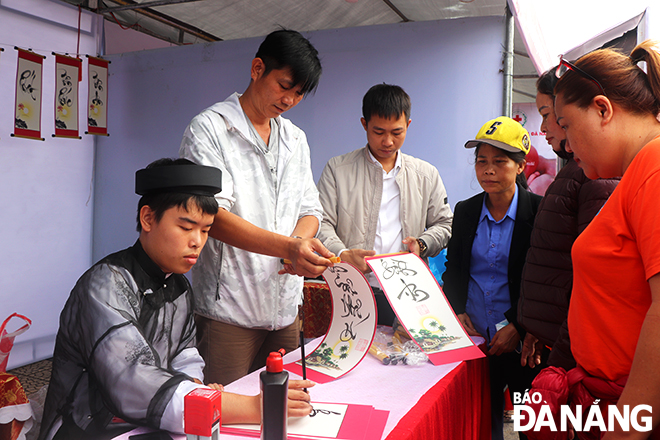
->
xmin=184 ymin=388 xmax=222 ymax=440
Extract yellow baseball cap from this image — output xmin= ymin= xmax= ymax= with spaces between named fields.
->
xmin=464 ymin=116 xmax=531 ymax=155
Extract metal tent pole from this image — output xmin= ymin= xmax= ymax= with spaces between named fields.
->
xmin=503 ymin=3 xmax=515 ymax=117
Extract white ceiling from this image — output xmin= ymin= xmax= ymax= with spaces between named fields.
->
xmin=59 ymin=0 xmax=540 ymax=102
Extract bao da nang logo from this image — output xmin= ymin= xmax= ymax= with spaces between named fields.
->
xmin=511 ymin=391 xmax=653 ymax=434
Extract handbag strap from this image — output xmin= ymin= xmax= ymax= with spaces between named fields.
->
xmin=0 ymin=313 xmax=32 ymax=339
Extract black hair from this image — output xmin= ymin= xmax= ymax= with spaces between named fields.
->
xmin=536 ymin=67 xmax=559 ymax=97
xmin=537 ymin=67 xmax=573 ymax=160
xmin=136 ymin=158 xmax=219 ymax=232
xmin=255 ymin=29 xmax=322 ymax=96
xmin=362 ymin=83 xmax=411 ymax=123
xmin=474 ymin=144 xmax=529 ymax=190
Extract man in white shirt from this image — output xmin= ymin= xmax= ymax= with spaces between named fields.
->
xmin=317 ymin=84 xmax=453 ymax=325
xmin=180 ymin=30 xmax=335 ymax=385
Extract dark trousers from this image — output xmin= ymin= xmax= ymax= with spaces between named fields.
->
xmin=373 ymin=288 xmax=397 ymax=326
xmin=489 ymin=349 xmax=544 ymax=440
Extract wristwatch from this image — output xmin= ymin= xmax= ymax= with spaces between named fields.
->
xmin=416 ymin=238 xmax=428 ymax=257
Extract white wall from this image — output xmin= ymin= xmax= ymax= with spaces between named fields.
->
xmin=0 ymin=0 xmax=99 ymax=368
xmin=94 ymin=16 xmax=507 ymax=263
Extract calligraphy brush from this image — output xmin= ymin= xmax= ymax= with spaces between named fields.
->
xmin=299 ymin=303 xmax=308 ymax=393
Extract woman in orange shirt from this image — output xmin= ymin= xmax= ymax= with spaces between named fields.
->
xmin=553 ymin=40 xmax=660 ymax=438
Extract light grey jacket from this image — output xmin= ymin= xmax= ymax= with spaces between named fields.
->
xmin=318 ymin=146 xmax=453 ymax=259
xmin=180 ymin=93 xmax=323 ymax=330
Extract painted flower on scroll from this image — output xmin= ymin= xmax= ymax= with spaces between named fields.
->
xmin=89 ymin=103 xmax=99 ymax=127
xmin=15 ymin=103 xmax=28 ymax=129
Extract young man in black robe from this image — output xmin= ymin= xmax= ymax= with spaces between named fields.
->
xmin=39 ymin=158 xmax=313 ymax=440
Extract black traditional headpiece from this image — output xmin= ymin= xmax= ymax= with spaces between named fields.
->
xmin=135 ymin=163 xmax=221 ymax=196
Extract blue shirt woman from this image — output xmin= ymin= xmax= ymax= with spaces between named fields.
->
xmin=442 ymin=116 xmax=542 ymax=440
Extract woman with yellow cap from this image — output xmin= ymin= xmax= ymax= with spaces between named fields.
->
xmin=443 ymin=116 xmax=542 ymax=440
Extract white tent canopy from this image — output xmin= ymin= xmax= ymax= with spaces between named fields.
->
xmin=509 ymin=0 xmax=654 ymax=74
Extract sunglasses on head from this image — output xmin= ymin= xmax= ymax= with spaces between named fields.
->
xmin=555 ymin=55 xmax=606 ymax=96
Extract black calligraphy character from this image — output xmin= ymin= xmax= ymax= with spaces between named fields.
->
xmin=339 ymin=321 xmax=356 ymax=342
xmin=340 ymin=292 xmax=359 ymax=318
xmin=381 ymin=259 xmax=417 ymax=280
xmin=91 ymin=71 xmax=104 ymax=107
xmin=330 ymin=266 xmax=359 ymax=296
xmin=309 ymin=408 xmax=342 ymax=417
xmin=340 ymin=292 xmax=371 ymax=326
xmin=92 ymin=71 xmax=104 ymax=91
xmin=328 ymin=265 xmax=347 ymax=285
xmin=92 ymin=90 xmax=103 ymax=107
xmin=58 ymin=69 xmax=73 ymax=108
xmin=398 ymin=278 xmax=429 ymax=302
xmin=19 ymin=70 xmax=38 ymax=101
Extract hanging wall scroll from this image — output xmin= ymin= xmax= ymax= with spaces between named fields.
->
xmin=13 ymin=48 xmax=45 ymax=141
xmin=366 ymin=252 xmax=484 ymax=365
xmin=86 ymin=55 xmax=108 ymax=136
xmin=54 ymin=53 xmax=81 ymax=139
xmin=285 ymin=262 xmax=377 ymax=383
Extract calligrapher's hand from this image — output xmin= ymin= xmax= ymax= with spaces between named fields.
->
xmin=278 ymin=238 xmax=335 ymax=278
xmin=287 ymin=380 xmax=315 ymax=417
xmin=402 ymin=236 xmax=420 ymax=256
xmin=207 ymin=383 xmax=224 ymax=391
xmin=457 ymin=313 xmax=482 ymax=337
xmin=520 ymin=332 xmax=544 ymax=368
xmin=339 ymin=249 xmax=376 ymax=273
xmin=488 ymin=323 xmax=521 ymax=356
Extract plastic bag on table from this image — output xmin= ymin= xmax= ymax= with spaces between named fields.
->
xmin=0 ymin=313 xmax=32 ymax=372
xmin=368 ymin=325 xmax=428 ymax=366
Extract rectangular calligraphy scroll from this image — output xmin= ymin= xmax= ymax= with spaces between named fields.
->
xmin=285 ymin=262 xmax=377 ymax=383
xmin=14 ymin=48 xmax=45 ymax=141
xmin=54 ymin=54 xmax=81 ymax=139
xmin=222 ymin=402 xmax=387 ymax=440
xmin=86 ymin=56 xmax=108 ymax=136
xmin=366 ymin=252 xmax=484 ymax=366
